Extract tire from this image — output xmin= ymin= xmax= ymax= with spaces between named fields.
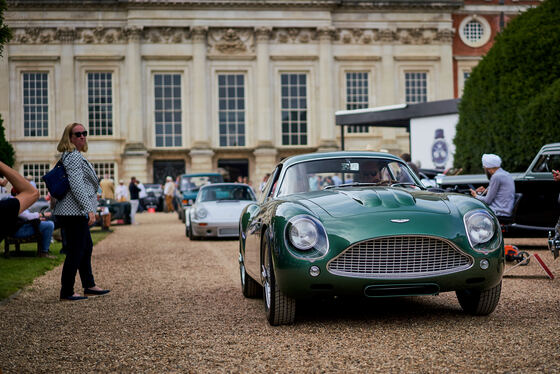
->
xmin=185 ymin=223 xmax=189 ymax=237
xmin=262 ymin=229 xmax=296 ymax=325
xmin=240 ymin=252 xmax=262 ymax=298
xmin=456 ymin=281 xmax=502 ymax=316
xmin=188 ymin=222 xmax=199 ymax=241
xmin=518 ymin=251 xmax=530 ymax=265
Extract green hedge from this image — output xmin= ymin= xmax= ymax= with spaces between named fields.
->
xmin=454 ymin=0 xmax=560 ymax=173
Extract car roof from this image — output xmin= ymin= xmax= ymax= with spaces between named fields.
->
xmin=200 ymin=183 xmax=252 ymax=189
xmin=280 ymin=151 xmax=402 ymax=168
xmin=539 ymin=143 xmax=560 ymax=153
xmin=180 ymin=173 xmax=222 ymax=177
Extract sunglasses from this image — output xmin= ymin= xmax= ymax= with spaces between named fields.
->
xmin=72 ymin=131 xmax=88 ymax=138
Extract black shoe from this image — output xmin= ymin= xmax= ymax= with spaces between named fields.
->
xmin=60 ymin=295 xmax=88 ymax=301
xmin=84 ymin=288 xmax=110 ymax=296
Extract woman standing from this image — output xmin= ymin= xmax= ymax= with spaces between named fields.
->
xmin=54 ymin=123 xmax=110 ymax=301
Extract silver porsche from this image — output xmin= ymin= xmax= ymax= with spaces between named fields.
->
xmin=186 ymin=183 xmax=256 ymax=239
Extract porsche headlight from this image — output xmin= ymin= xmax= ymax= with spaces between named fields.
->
xmin=464 ymin=210 xmax=496 ymax=248
xmin=289 ymin=217 xmax=318 ymax=250
xmin=194 ymin=207 xmax=207 ymax=219
xmin=286 ymin=215 xmax=329 ymax=257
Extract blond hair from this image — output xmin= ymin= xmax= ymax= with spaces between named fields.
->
xmin=56 ymin=123 xmax=88 ymax=153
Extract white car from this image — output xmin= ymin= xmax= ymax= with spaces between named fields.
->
xmin=186 ymin=183 xmax=256 ymax=239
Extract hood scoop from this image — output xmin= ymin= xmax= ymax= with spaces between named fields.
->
xmin=338 ymin=189 xmax=415 ymax=208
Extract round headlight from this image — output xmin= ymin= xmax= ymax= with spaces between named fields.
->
xmin=465 ymin=210 xmax=495 ymax=246
xmin=289 ymin=217 xmax=319 ymax=250
xmin=195 ymin=207 xmax=207 ymax=219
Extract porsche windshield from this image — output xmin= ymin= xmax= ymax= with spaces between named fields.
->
xmin=276 ymin=157 xmax=419 ymax=196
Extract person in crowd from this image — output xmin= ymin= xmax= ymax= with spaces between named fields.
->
xmin=470 ymin=153 xmax=515 ymax=217
xmin=400 ymin=153 xmax=420 ymax=176
xmin=136 ymin=179 xmax=147 ymax=212
xmin=53 ymin=122 xmax=110 ymax=301
xmin=129 ymin=176 xmax=140 ymax=224
xmin=0 ymin=163 xmax=39 ymax=242
xmin=553 ymin=169 xmax=560 ymax=237
xmin=99 ymin=174 xmax=115 ymax=200
xmin=260 ymin=173 xmax=270 ymax=192
xmin=115 ymin=179 xmax=129 ymax=202
xmin=13 ymin=205 xmax=55 ymax=258
xmin=163 ymin=176 xmax=175 ymax=213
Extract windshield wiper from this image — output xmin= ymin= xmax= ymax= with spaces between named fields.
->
xmin=390 ymin=182 xmax=424 ymax=189
xmin=323 ymin=182 xmax=387 ymax=189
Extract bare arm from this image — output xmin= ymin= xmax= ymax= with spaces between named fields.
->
xmin=0 ymin=161 xmax=39 ymax=214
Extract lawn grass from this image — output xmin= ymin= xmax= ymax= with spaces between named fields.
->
xmin=0 ymin=228 xmax=111 ymax=301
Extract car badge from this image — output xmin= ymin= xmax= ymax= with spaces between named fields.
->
xmin=390 ymin=219 xmax=410 ymax=223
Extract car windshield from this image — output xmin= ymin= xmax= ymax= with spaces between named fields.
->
xmin=180 ymin=175 xmax=222 ymax=192
xmin=276 ymin=157 xmax=420 ymax=197
xmin=199 ymin=185 xmax=255 ymax=202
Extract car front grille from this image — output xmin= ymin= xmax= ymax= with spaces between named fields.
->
xmin=327 ymin=236 xmax=473 ymax=279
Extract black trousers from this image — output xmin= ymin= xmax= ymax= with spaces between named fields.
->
xmin=56 ymin=215 xmax=95 ymax=297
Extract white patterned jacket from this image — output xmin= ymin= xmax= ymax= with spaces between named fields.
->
xmin=53 ymin=150 xmax=99 ymax=216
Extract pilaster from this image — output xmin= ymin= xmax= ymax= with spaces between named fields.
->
xmin=57 ymin=27 xmax=76 ymax=131
xmin=191 ymin=26 xmax=210 ymax=149
xmin=253 ymin=147 xmax=278 ymax=191
xmin=317 ymin=26 xmax=338 ymax=152
xmin=255 ymin=27 xmax=273 ymax=148
xmin=124 ymin=26 xmax=144 ymax=144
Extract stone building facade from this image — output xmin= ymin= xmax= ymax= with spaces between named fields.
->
xmin=0 ymin=0 xmax=540 ymax=195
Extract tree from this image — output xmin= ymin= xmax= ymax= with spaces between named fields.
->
xmin=0 ymin=0 xmax=13 ymax=166
xmin=454 ymin=0 xmax=560 ymax=173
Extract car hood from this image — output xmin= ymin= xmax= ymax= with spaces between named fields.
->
xmin=289 ymin=187 xmax=451 ymax=218
xmin=200 ymin=201 xmax=253 ymax=220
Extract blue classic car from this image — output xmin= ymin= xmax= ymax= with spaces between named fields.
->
xmin=239 ymin=152 xmax=505 ymax=325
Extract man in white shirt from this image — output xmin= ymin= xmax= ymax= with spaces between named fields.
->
xmin=13 ymin=208 xmax=55 ymax=258
xmin=163 ymin=176 xmax=176 ymax=213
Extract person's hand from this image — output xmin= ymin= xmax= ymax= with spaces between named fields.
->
xmin=553 ymin=170 xmax=560 ymax=182
xmin=88 ymin=211 xmax=96 ymax=226
xmin=469 ymin=189 xmax=477 ymax=198
xmin=0 ymin=177 xmax=7 ymax=187
xmin=475 ymin=186 xmax=486 ymax=193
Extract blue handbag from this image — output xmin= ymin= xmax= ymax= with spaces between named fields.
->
xmin=42 ymin=154 xmax=69 ymax=200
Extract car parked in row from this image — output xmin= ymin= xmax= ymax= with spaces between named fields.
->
xmin=239 ymin=151 xmax=504 ymax=325
xmin=186 ymin=183 xmax=256 ymax=239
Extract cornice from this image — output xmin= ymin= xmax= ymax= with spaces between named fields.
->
xmin=7 ymin=0 xmax=462 ymax=10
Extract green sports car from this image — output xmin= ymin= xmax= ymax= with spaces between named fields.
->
xmin=239 ymin=152 xmax=504 ymax=325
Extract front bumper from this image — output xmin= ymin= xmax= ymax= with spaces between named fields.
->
xmin=191 ymin=220 xmax=239 ymax=238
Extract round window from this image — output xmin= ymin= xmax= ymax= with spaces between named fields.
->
xmin=459 ymin=16 xmax=491 ymax=48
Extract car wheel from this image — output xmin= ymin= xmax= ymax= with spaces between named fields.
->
xmin=188 ymin=223 xmax=199 ymax=241
xmin=185 ymin=223 xmax=189 ymax=237
xmin=456 ymin=281 xmax=502 ymax=315
xmin=262 ymin=229 xmax=296 ymax=325
xmin=240 ymin=252 xmax=262 ymax=298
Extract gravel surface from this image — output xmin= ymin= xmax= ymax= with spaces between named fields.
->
xmin=1 ymin=213 xmax=559 ymax=373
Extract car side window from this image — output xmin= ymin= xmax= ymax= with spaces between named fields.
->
xmin=259 ymin=166 xmax=281 ymax=203
xmin=531 ymin=154 xmax=560 ymax=173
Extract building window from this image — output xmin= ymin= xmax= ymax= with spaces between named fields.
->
xmin=22 ymin=163 xmax=49 ymax=197
xmin=346 ymin=72 xmax=369 ymax=134
xmin=22 ymin=72 xmax=48 ymax=137
xmin=218 ymin=74 xmax=246 ymax=147
xmin=459 ymin=16 xmax=491 ymax=48
xmin=87 ymin=72 xmax=113 ymax=136
xmin=92 ymin=162 xmax=115 ymax=181
xmin=405 ymin=72 xmax=427 ymax=104
xmin=281 ymin=73 xmax=307 ymax=146
xmin=154 ymin=73 xmax=182 ymax=147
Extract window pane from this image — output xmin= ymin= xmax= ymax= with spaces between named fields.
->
xmin=280 ymin=73 xmax=308 ymax=145
xmin=217 ymin=73 xmax=246 ymax=147
xmin=154 ymin=73 xmax=182 ymax=147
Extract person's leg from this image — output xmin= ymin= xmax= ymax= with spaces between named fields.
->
xmin=58 ymin=216 xmax=88 ymax=298
xmin=13 ymin=223 xmax=35 ymax=238
xmin=129 ymin=199 xmax=139 ymax=224
xmin=78 ymin=229 xmax=95 ymax=290
xmin=38 ymin=220 xmax=55 ymax=253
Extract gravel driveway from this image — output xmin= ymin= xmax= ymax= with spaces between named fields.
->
xmin=1 ymin=213 xmax=559 ymax=373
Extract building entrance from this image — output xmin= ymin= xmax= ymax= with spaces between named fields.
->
xmin=217 ymin=159 xmax=248 ymax=183
xmin=153 ymin=160 xmax=185 ymax=184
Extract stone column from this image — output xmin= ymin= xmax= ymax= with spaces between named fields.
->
xmin=57 ymin=27 xmax=77 ymax=132
xmin=253 ymin=27 xmax=277 ymax=185
xmin=317 ymin=27 xmax=338 ymax=152
xmin=122 ymin=26 xmax=148 ymax=182
xmin=438 ymin=28 xmax=454 ymax=99
xmin=189 ymin=26 xmax=214 ymax=172
xmin=379 ymin=29 xmax=396 ymax=106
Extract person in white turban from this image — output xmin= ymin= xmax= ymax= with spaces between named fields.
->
xmin=470 ymin=153 xmax=516 ymax=217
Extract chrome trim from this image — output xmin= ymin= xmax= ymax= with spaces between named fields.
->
xmin=327 ymin=235 xmax=474 ymax=279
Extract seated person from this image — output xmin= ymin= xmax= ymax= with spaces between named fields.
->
xmin=357 ymin=160 xmax=389 ymax=184
xmin=13 ymin=207 xmax=55 ymax=258
xmin=470 ymin=153 xmax=515 ymax=217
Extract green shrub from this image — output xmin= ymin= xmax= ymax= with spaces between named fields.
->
xmin=454 ymin=0 xmax=560 ymax=173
